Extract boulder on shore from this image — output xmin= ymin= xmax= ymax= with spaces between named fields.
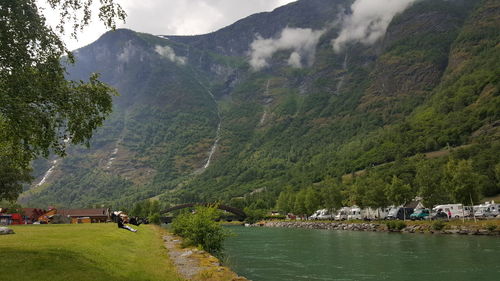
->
xmin=0 ymin=227 xmax=15 ymax=235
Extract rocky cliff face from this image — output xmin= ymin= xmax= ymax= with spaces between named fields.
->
xmin=23 ymin=0 xmax=499 ymax=208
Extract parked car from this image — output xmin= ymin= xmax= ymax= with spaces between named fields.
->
xmin=410 ymin=209 xmax=430 ymax=220
xmin=431 ymin=211 xmax=449 ymax=220
xmin=387 ymin=207 xmax=414 ymax=220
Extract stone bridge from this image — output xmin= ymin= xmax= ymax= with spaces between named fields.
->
xmin=162 ymin=203 xmax=247 ymax=219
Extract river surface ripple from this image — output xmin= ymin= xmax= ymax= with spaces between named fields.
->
xmin=223 ymin=225 xmax=500 ymax=281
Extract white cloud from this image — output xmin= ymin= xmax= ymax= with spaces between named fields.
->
xmin=37 ymin=0 xmax=296 ymax=51
xmin=249 ymin=27 xmax=325 ymax=71
xmin=287 ymin=52 xmax=302 ymax=68
xmin=155 ymin=45 xmax=187 ymax=65
xmin=332 ymin=0 xmax=418 ymax=52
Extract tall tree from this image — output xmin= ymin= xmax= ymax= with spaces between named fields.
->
xmin=293 ymin=189 xmax=307 ymax=217
xmin=415 ymin=158 xmax=450 ymax=207
xmin=276 ymin=186 xmax=295 ymax=214
xmin=322 ymin=178 xmax=344 ymax=213
xmin=349 ymin=177 xmax=368 ymax=208
xmin=442 ymin=159 xmax=481 ymax=205
xmin=385 ymin=175 xmax=414 ymax=207
xmin=304 ymin=187 xmax=321 ymax=216
xmin=364 ymin=173 xmax=389 ymax=210
xmin=0 ymin=0 xmax=125 ymax=200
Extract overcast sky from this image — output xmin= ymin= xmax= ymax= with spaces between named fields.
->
xmin=38 ymin=0 xmax=296 ymax=51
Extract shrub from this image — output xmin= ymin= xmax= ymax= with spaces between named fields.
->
xmin=171 ymin=206 xmax=229 ymax=256
xmin=432 ymin=220 xmax=445 ymax=231
xmin=148 ymin=213 xmax=161 ymax=225
xmin=243 ymin=208 xmax=266 ymax=224
xmin=386 ymin=221 xmax=407 ymax=231
xmin=486 ymin=223 xmax=497 ymax=232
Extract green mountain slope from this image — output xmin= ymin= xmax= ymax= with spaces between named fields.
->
xmin=22 ymin=0 xmax=499 ymax=209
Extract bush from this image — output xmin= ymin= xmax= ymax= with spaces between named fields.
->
xmin=486 ymin=223 xmax=497 ymax=232
xmin=386 ymin=221 xmax=407 ymax=231
xmin=243 ymin=208 xmax=266 ymax=224
xmin=171 ymin=206 xmax=229 ymax=256
xmin=432 ymin=220 xmax=445 ymax=231
xmin=148 ymin=213 xmax=161 ymax=225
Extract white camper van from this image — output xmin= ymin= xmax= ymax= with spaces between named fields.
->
xmin=334 ymin=207 xmax=350 ymax=221
xmin=432 ymin=204 xmax=470 ymax=219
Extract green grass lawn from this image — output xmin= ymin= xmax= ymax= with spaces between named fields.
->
xmin=0 ymin=224 xmax=184 ymax=281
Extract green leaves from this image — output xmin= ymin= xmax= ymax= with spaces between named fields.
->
xmin=0 ymin=1 xmax=123 ymax=200
xmin=385 ymin=175 xmax=413 ymax=207
xmin=442 ymin=159 xmax=481 ymax=205
xmin=171 ymin=206 xmax=229 ymax=256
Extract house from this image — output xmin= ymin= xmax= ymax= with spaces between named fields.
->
xmin=0 ymin=207 xmax=46 ymax=225
xmin=22 ymin=208 xmax=47 ymax=224
xmin=38 ymin=208 xmax=110 ymax=224
xmin=38 ymin=208 xmax=57 ymax=223
xmin=58 ymin=208 xmax=110 ymax=223
xmin=405 ymin=200 xmax=425 ymax=210
xmin=0 ymin=213 xmax=24 ymax=225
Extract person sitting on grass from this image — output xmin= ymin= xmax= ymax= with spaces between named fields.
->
xmin=117 ymin=215 xmax=137 ymax=232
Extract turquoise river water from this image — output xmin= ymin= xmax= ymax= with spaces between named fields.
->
xmin=223 ymin=226 xmax=499 ymax=281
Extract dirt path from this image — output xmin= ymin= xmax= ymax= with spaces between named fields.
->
xmin=163 ymin=233 xmax=248 ymax=281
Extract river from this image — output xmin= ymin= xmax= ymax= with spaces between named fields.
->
xmin=223 ymin=226 xmax=500 ymax=281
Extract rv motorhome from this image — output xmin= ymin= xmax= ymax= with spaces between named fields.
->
xmin=432 ymin=204 xmax=471 ymax=218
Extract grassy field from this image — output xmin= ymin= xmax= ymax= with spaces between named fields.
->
xmin=0 ymin=224 xmax=184 ymax=281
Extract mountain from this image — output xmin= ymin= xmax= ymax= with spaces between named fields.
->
xmin=22 ymin=0 xmax=499 ymax=209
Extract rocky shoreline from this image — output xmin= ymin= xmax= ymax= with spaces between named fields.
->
xmin=163 ymin=232 xmax=248 ymax=281
xmin=260 ymin=221 xmax=500 ymax=236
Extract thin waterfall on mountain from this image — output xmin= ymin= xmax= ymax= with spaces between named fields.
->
xmin=36 ymin=159 xmax=58 ymax=186
xmin=192 ymin=75 xmax=221 ymax=170
xmin=336 ymin=52 xmax=349 ymax=93
xmin=259 ymin=79 xmax=271 ymax=125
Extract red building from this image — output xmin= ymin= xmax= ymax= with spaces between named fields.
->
xmin=0 ymin=208 xmax=47 ymax=225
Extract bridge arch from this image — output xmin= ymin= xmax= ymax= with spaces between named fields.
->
xmin=162 ymin=203 xmax=247 ymax=219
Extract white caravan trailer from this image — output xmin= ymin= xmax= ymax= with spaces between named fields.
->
xmin=309 ymin=209 xmax=324 ymax=220
xmin=347 ymin=206 xmax=363 ymax=220
xmin=317 ymin=209 xmax=335 ymax=220
xmin=334 ymin=207 xmax=350 ymax=221
xmin=474 ymin=201 xmax=499 ymax=218
xmin=432 ymin=204 xmax=470 ymax=218
xmin=309 ymin=209 xmax=334 ymax=220
xmin=363 ymin=207 xmax=391 ymax=220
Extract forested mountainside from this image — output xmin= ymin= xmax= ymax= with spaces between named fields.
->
xmin=22 ymin=0 xmax=499 ymax=210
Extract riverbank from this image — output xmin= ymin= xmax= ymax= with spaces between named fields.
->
xmin=259 ymin=220 xmax=500 ymax=236
xmin=163 ymin=232 xmax=248 ymax=281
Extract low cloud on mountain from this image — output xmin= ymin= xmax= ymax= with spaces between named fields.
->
xmin=249 ymin=27 xmax=325 ymax=71
xmin=332 ymin=0 xmax=418 ymax=52
xmin=155 ymin=45 xmax=187 ymax=65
